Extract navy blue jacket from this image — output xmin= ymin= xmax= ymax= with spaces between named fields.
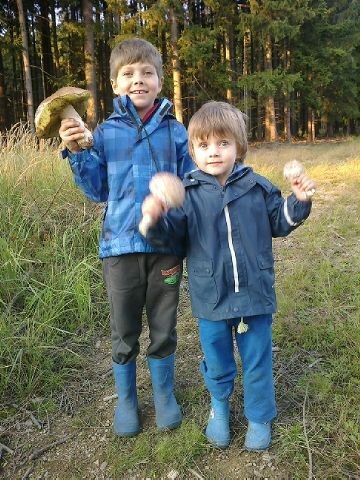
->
xmin=147 ymin=165 xmax=312 ymax=320
xmin=64 ymin=95 xmax=194 ymax=258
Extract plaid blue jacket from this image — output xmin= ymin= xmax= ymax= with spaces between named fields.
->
xmin=65 ymin=95 xmax=194 ymax=259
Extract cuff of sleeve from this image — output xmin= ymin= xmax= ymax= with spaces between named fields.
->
xmin=61 ymin=147 xmax=69 ymax=159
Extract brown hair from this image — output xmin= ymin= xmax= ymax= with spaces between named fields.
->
xmin=110 ymin=38 xmax=163 ymax=81
xmin=188 ymin=101 xmax=248 ymax=162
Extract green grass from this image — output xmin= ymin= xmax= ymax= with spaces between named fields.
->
xmin=0 ymin=126 xmax=108 ymax=403
xmin=256 ymin=140 xmax=360 ymax=478
xmin=1 ymin=129 xmax=359 ymax=478
xmin=108 ymin=421 xmax=208 ymax=477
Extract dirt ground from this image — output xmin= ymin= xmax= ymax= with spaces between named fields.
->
xmin=0 ymin=307 xmax=291 ymax=480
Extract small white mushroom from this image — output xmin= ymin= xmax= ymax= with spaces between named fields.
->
xmin=139 ymin=172 xmax=185 ymax=236
xmin=35 ymin=87 xmax=94 ymax=148
xmin=283 ymin=160 xmax=315 ymax=197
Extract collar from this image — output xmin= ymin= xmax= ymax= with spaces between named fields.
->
xmin=184 ymin=164 xmax=251 ymax=188
xmin=142 ymin=100 xmax=160 ymax=124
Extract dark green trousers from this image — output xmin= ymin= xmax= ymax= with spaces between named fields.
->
xmin=102 ymin=253 xmax=183 ymax=364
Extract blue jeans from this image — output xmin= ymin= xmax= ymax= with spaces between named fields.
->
xmin=198 ymin=315 xmax=277 ymax=423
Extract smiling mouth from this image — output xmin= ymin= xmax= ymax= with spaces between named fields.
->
xmin=130 ymin=90 xmax=148 ymax=94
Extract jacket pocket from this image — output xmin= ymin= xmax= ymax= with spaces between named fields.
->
xmin=188 ymin=259 xmax=218 ymax=304
xmin=257 ymin=251 xmax=275 ymax=301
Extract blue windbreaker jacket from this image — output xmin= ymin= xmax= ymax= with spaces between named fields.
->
xmin=64 ymin=95 xmax=194 ymax=258
xmin=146 ymin=165 xmax=312 ymax=320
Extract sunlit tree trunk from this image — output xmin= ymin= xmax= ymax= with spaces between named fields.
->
xmin=225 ymin=29 xmax=232 ymax=102
xmin=307 ymin=107 xmax=315 ymax=142
xmin=169 ymin=8 xmax=183 ymax=123
xmin=284 ymin=44 xmax=292 ymax=142
xmin=16 ymin=0 xmax=35 ymax=132
xmin=243 ymin=29 xmax=250 ymax=133
xmin=264 ymin=34 xmax=277 ymax=142
xmin=83 ymin=0 xmax=98 ymax=128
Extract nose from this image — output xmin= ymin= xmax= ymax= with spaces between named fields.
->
xmin=133 ymin=72 xmax=144 ymax=84
xmin=208 ymin=144 xmax=219 ymax=157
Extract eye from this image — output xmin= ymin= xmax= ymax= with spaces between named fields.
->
xmin=198 ymin=142 xmax=207 ymax=149
xmin=145 ymin=71 xmax=153 ymax=76
xmin=219 ymin=140 xmax=229 ymax=147
xmin=123 ymin=71 xmax=132 ymax=77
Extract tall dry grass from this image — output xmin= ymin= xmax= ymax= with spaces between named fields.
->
xmin=0 ymin=124 xmax=107 ymax=407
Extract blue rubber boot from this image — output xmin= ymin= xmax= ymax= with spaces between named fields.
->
xmin=112 ymin=361 xmax=140 ymax=437
xmin=147 ymin=354 xmax=182 ymax=430
xmin=205 ymin=397 xmax=231 ymax=448
xmin=245 ymin=421 xmax=271 ymax=450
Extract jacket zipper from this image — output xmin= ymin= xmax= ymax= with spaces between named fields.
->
xmin=224 ymin=205 xmax=240 ymax=293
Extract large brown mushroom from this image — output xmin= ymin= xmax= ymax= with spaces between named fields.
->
xmin=35 ymin=87 xmax=94 ymax=148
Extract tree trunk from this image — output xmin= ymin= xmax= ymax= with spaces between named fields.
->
xmin=283 ymin=45 xmax=292 ymax=142
xmin=307 ymin=107 xmax=315 ymax=142
xmin=264 ymin=34 xmax=277 ymax=142
xmin=16 ymin=0 xmax=35 ymax=132
xmin=284 ymin=101 xmax=291 ymax=141
xmin=225 ymin=29 xmax=232 ymax=102
xmin=82 ymin=0 xmax=98 ymax=128
xmin=0 ymin=46 xmax=7 ymax=131
xmin=169 ymin=8 xmax=183 ymax=123
xmin=50 ymin=0 xmax=60 ymax=73
xmin=38 ymin=0 xmax=54 ymax=98
xmin=243 ymin=29 xmax=250 ymax=133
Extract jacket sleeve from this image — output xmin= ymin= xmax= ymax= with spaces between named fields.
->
xmin=173 ymin=122 xmax=195 ymax=179
xmin=145 ymin=206 xmax=187 ymax=251
xmin=261 ymin=180 xmax=312 ymax=237
xmin=63 ymin=126 xmax=108 ymax=203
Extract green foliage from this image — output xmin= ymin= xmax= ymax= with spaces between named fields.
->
xmin=238 ymin=69 xmax=302 ymax=98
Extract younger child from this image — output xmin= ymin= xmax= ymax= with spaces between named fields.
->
xmin=59 ymin=38 xmax=193 ymax=437
xmin=141 ymin=101 xmax=316 ymax=450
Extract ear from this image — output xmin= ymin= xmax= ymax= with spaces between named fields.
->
xmin=157 ymin=76 xmax=164 ymax=93
xmin=111 ymin=79 xmax=119 ymax=95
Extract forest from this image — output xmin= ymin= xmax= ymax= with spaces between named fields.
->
xmin=1 ymin=0 xmax=360 ymax=142
xmin=1 ymin=2 xmax=360 ymax=478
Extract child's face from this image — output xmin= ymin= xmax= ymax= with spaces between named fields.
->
xmin=111 ymin=62 xmax=163 ymax=119
xmin=192 ymin=133 xmax=237 ymax=186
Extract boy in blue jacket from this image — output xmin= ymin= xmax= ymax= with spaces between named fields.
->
xmin=59 ymin=38 xmax=193 ymax=437
xmin=141 ymin=101 xmax=316 ymax=450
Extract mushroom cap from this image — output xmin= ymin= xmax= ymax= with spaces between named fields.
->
xmin=35 ymin=87 xmax=91 ymax=138
xmin=149 ymin=172 xmax=185 ymax=208
xmin=283 ymin=159 xmax=305 ymax=180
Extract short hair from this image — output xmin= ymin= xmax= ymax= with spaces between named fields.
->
xmin=110 ymin=38 xmax=163 ymax=81
xmin=188 ymin=101 xmax=248 ymax=162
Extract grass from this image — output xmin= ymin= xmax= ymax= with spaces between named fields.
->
xmin=109 ymin=421 xmax=208 ymax=477
xmin=0 ymin=124 xmax=108 ymax=405
xmin=0 ymin=127 xmax=359 ymax=478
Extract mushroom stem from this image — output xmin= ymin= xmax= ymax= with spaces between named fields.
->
xmin=60 ymin=104 xmax=93 ymax=148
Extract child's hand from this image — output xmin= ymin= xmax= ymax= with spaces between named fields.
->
xmin=290 ymin=174 xmax=316 ymax=201
xmin=59 ymin=118 xmax=86 ymax=153
xmin=139 ymin=195 xmax=167 ymax=236
xmin=142 ymin=194 xmax=167 ymax=222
